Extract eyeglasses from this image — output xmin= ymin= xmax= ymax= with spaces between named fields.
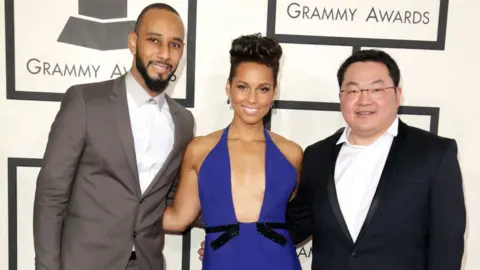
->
xmin=339 ymin=86 xmax=396 ymax=100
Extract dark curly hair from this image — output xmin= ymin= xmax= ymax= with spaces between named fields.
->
xmin=228 ymin=33 xmax=283 ymax=86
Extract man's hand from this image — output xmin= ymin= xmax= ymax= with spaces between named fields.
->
xmin=197 ymin=241 xmax=205 ymax=260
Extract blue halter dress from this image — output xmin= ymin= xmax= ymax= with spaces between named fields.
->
xmin=198 ymin=126 xmax=302 ymax=270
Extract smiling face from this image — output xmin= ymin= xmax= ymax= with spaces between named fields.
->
xmin=340 ymin=61 xmax=402 ymax=143
xmin=128 ymin=8 xmax=185 ymax=93
xmin=226 ymin=62 xmax=277 ymax=125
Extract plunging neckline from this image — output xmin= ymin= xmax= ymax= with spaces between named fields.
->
xmin=224 ymin=126 xmax=269 ymax=224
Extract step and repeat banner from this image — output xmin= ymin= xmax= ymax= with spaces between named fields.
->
xmin=1 ymin=0 xmax=478 ymax=269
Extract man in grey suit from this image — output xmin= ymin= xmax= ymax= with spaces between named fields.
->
xmin=33 ymin=3 xmax=195 ymax=270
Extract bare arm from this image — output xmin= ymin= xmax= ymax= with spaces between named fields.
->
xmin=287 ymin=145 xmax=314 ymax=245
xmin=289 ymin=144 xmax=303 ymax=201
xmin=165 ymin=112 xmax=204 ymax=228
xmin=165 ymin=172 xmax=204 ymax=229
xmin=33 ymin=87 xmax=86 ymax=270
xmin=273 ymin=135 xmax=303 ymax=201
xmin=163 ymin=139 xmax=202 ymax=232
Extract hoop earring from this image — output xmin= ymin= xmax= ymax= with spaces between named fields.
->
xmin=170 ymin=74 xmax=177 ymax=82
xmin=227 ymin=98 xmax=230 ymax=105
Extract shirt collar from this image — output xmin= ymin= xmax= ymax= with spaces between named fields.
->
xmin=125 ymin=71 xmax=166 ymax=109
xmin=336 ymin=116 xmax=399 ymax=146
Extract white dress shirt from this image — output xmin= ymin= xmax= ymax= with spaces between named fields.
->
xmin=334 ymin=117 xmax=398 ymax=242
xmin=125 ymin=73 xmax=175 ymax=252
xmin=125 ymin=72 xmax=175 ymax=194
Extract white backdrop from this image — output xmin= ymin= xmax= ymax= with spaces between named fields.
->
xmin=0 ymin=0 xmax=479 ymax=269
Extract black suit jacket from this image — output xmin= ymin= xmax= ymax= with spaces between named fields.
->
xmin=287 ymin=120 xmax=466 ymax=270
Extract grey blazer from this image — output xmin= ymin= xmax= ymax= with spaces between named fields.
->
xmin=33 ymin=74 xmax=195 ymax=270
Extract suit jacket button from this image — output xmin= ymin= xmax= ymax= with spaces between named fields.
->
xmin=139 ymin=199 xmax=144 ymax=204
xmin=133 ymin=232 xmax=137 ymax=238
xmin=351 ymin=251 xmax=357 ymax=258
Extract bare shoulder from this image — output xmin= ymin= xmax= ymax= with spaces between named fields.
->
xmin=184 ymin=129 xmax=226 ymax=169
xmin=268 ymin=131 xmax=303 ymax=169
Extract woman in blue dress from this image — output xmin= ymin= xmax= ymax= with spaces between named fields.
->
xmin=162 ymin=33 xmax=303 ymax=270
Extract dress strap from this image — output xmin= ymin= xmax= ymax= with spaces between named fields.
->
xmin=263 ymin=128 xmax=271 ymax=141
xmin=220 ymin=125 xmax=230 ymax=141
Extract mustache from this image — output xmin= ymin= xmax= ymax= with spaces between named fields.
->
xmin=147 ymin=60 xmax=172 ymax=69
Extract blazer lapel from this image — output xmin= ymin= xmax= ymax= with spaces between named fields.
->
xmin=109 ymin=75 xmax=141 ymax=197
xmin=327 ymin=132 xmax=355 ymax=245
xmin=355 ymin=120 xmax=407 ymax=241
xmin=141 ymin=95 xmax=185 ymax=197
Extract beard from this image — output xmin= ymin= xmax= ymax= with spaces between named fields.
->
xmin=135 ymin=50 xmax=176 ymax=93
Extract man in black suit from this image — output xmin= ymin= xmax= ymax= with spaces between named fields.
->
xmin=287 ymin=49 xmax=466 ymax=270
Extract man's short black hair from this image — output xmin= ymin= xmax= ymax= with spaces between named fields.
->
xmin=336 ymin=49 xmax=401 ymax=88
xmin=134 ymin=3 xmax=180 ymax=33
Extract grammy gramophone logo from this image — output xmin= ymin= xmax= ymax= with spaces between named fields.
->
xmin=57 ymin=0 xmax=134 ymax=51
